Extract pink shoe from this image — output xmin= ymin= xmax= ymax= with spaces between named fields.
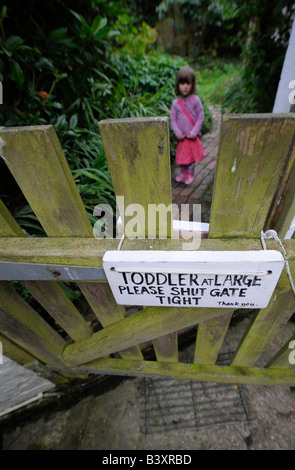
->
xmin=175 ymin=167 xmax=187 ymax=182
xmin=185 ymin=168 xmax=194 ymax=185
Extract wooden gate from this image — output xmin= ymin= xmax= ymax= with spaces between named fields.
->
xmin=0 ymin=114 xmax=295 ymax=387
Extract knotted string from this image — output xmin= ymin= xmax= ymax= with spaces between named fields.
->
xmin=261 ymin=229 xmax=295 ymax=297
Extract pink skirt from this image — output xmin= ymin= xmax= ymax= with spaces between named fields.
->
xmin=176 ymin=137 xmax=206 ymax=165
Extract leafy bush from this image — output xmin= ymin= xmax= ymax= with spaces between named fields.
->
xmin=194 ymin=57 xmax=242 ymax=108
xmin=0 ymin=1 xmax=212 ymax=236
xmin=156 ymin=0 xmax=244 ymax=57
xmin=222 ymin=0 xmax=295 ymax=113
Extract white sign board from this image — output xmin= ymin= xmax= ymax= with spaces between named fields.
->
xmin=103 ymin=250 xmax=284 ymax=309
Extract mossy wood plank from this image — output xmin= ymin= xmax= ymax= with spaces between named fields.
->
xmin=62 ymin=305 xmax=233 ymax=366
xmin=0 ymin=129 xmax=141 ymax=359
xmin=99 ymin=117 xmax=177 ymax=363
xmin=266 ymin=156 xmax=295 ymax=238
xmin=76 ymin=283 xmax=142 ymax=358
xmin=0 ymin=236 xmax=120 ymax=266
xmin=1 ymin=236 xmax=294 ymax=267
xmin=1 ymin=233 xmax=295 ymax=371
xmin=0 ymin=282 xmax=65 ymax=365
xmin=0 ymin=203 xmax=139 ymax=357
xmin=0 ymin=200 xmax=93 ymax=343
xmin=194 ymin=311 xmax=233 ymax=364
xmin=1 ymin=235 xmax=294 ymax=368
xmin=98 ymin=117 xmax=172 ymax=238
xmin=153 ymin=333 xmax=178 ymax=362
xmin=78 ymin=282 xmax=143 ymax=360
xmin=100 ymin=117 xmax=178 ymax=361
xmin=0 ymin=200 xmax=24 ymax=237
xmin=0 ymin=126 xmax=93 ymax=237
xmin=267 ymin=334 xmax=295 ymax=369
xmin=0 ymin=332 xmax=36 ymax=365
xmin=79 ymin=290 xmax=142 ymax=358
xmin=25 ymin=362 xmax=69 ymax=384
xmin=209 ymin=114 xmax=295 ymax=238
xmin=22 ymin=281 xmax=92 ymax=342
xmin=78 ymin=282 xmax=125 ymax=327
xmin=231 ymin=272 xmax=295 ymax=367
xmin=75 ymin=357 xmax=295 ymax=386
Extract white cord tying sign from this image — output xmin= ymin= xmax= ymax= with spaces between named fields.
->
xmin=103 ymin=250 xmax=284 ymax=308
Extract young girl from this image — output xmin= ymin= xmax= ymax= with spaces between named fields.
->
xmin=170 ymin=66 xmax=206 ymax=185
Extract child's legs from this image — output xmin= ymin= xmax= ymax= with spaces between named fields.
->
xmin=175 ymin=164 xmax=188 ymax=182
xmin=185 ymin=163 xmax=195 ymax=184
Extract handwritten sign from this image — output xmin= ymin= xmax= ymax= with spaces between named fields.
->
xmin=103 ymin=250 xmax=284 ymax=309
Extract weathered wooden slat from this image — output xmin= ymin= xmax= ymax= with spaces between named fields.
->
xmin=0 ymin=236 xmax=119 ymax=267
xmin=205 ymin=114 xmax=295 ymax=367
xmin=99 ymin=117 xmax=177 ymax=362
xmin=1 ymin=114 xmax=295 ymax=386
xmin=2 ymin=236 xmax=295 ymax=267
xmin=231 ymin=271 xmax=295 ymax=367
xmin=0 ymin=332 xmax=36 ymax=365
xmin=194 ymin=311 xmax=233 ymax=364
xmin=78 ymin=282 xmax=125 ymax=326
xmin=0 ymin=127 xmax=93 ymax=237
xmin=0 ymin=261 xmax=106 ymax=281
xmin=0 ymin=282 xmax=66 ymax=365
xmin=153 ymin=333 xmax=178 ymax=362
xmin=3 ymin=236 xmax=294 ymax=368
xmin=98 ymin=117 xmax=172 ymax=239
xmin=209 ymin=114 xmax=295 ymax=238
xmin=78 ymin=282 xmax=142 ymax=360
xmin=267 ymin=334 xmax=295 ymax=369
xmin=263 ymin=114 xmax=295 ymax=236
xmin=22 ymin=281 xmax=92 ymax=342
xmin=0 ymin=200 xmax=24 ymax=237
xmin=266 ymin=156 xmax=295 ymax=238
xmin=0 ymin=129 xmax=142 ymax=359
xmin=0 ymin=202 xmax=71 ymax=380
xmin=0 ymin=199 xmax=93 ymax=343
xmin=25 ymin=361 xmax=69 ymax=384
xmin=62 ymin=305 xmax=233 ymax=366
xmin=70 ymin=357 xmax=295 ymax=386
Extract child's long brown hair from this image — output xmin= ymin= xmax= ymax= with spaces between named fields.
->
xmin=176 ymin=66 xmax=196 ymax=96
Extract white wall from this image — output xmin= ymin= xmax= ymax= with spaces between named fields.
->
xmin=273 ymin=16 xmax=295 ymax=113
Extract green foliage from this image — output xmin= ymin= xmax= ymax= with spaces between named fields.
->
xmin=0 ymin=0 xmax=212 ymax=237
xmin=112 ymin=14 xmax=158 ymax=57
xmin=0 ymin=0 xmax=123 ymax=233
xmin=13 ymin=205 xmax=45 ymax=237
xmin=156 ymin=0 xmax=294 ymax=113
xmin=0 ymin=0 xmax=120 ymax=130
xmin=123 ymin=0 xmax=160 ymax=27
xmin=156 ymin=0 xmax=243 ymax=57
xmin=223 ymin=0 xmax=295 ymax=112
xmin=195 ymin=58 xmax=242 ymax=106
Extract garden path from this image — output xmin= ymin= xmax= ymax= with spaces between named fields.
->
xmin=172 ymin=105 xmax=222 ymax=223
